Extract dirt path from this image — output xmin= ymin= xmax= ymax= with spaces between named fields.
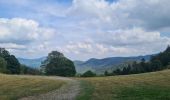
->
xmin=20 ymin=77 xmax=81 ymax=100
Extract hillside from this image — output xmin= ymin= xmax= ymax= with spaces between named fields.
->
xmin=75 ymin=55 xmax=152 ymax=74
xmin=18 ymin=55 xmax=152 ymax=74
xmin=78 ymin=69 xmax=170 ymax=100
xmin=18 ymin=57 xmax=46 ymax=68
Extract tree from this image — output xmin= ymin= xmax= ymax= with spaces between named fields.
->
xmin=0 ymin=48 xmax=21 ymax=74
xmin=151 ymin=46 xmax=170 ymax=67
xmin=140 ymin=58 xmax=145 ymax=67
xmin=81 ymin=70 xmax=96 ymax=77
xmin=0 ymin=48 xmax=10 ymax=57
xmin=0 ymin=57 xmax=7 ymax=73
xmin=41 ymin=51 xmax=76 ymax=76
xmin=113 ymin=68 xmax=121 ymax=75
xmin=150 ymin=60 xmax=162 ymax=71
xmin=5 ymin=55 xmax=20 ymax=74
xmin=104 ymin=70 xmax=109 ymax=76
xmin=20 ymin=64 xmax=41 ymax=75
xmin=127 ymin=64 xmax=131 ymax=74
xmin=121 ymin=65 xmax=131 ymax=75
xmin=110 ymin=46 xmax=170 ymax=76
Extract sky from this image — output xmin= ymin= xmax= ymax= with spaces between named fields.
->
xmin=0 ymin=0 xmax=170 ymax=60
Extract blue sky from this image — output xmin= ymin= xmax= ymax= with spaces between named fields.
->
xmin=0 ymin=0 xmax=170 ymax=60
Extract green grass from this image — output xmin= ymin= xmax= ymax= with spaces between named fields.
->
xmin=78 ymin=69 xmax=170 ymax=100
xmin=0 ymin=74 xmax=66 ymax=100
xmin=76 ymin=80 xmax=94 ymax=100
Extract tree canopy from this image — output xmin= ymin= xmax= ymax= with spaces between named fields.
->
xmin=81 ymin=70 xmax=96 ymax=77
xmin=41 ymin=51 xmax=76 ymax=76
xmin=106 ymin=46 xmax=170 ymax=76
xmin=0 ymin=57 xmax=7 ymax=73
xmin=0 ymin=48 xmax=20 ymax=74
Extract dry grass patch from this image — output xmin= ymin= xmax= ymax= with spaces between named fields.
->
xmin=0 ymin=74 xmax=66 ymax=100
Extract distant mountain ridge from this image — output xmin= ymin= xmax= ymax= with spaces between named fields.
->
xmin=18 ymin=57 xmax=46 ymax=68
xmin=74 ymin=55 xmax=152 ymax=74
xmin=18 ymin=54 xmax=153 ymax=73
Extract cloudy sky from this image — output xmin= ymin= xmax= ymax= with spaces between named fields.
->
xmin=0 ymin=0 xmax=170 ymax=60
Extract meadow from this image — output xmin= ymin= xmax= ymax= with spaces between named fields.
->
xmin=0 ymin=70 xmax=170 ymax=100
xmin=0 ymin=74 xmax=65 ymax=100
xmin=78 ymin=69 xmax=170 ymax=100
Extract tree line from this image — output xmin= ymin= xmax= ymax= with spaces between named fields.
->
xmin=0 ymin=48 xmax=41 ymax=75
xmin=105 ymin=46 xmax=170 ymax=76
xmin=0 ymin=48 xmax=76 ymax=76
xmin=1 ymin=46 xmax=170 ymax=77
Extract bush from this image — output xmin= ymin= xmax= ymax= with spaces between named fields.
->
xmin=20 ymin=64 xmax=41 ymax=75
xmin=81 ymin=70 xmax=96 ymax=77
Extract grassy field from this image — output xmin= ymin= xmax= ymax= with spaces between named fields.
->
xmin=1 ymin=70 xmax=170 ymax=100
xmin=76 ymin=80 xmax=94 ymax=100
xmin=0 ymin=74 xmax=66 ymax=100
xmin=78 ymin=69 xmax=170 ymax=100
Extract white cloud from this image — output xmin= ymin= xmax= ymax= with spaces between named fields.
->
xmin=0 ymin=18 xmax=55 ymax=44
xmin=55 ymin=27 xmax=170 ymax=60
xmin=1 ymin=0 xmax=170 ymax=60
xmin=98 ymin=28 xmax=170 ymax=46
xmin=0 ymin=18 xmax=58 ymax=58
xmin=65 ymin=0 xmax=170 ymax=31
xmin=0 ymin=43 xmax=26 ymax=50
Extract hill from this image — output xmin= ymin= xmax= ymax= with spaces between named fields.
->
xmin=18 ymin=55 xmax=152 ymax=74
xmin=18 ymin=57 xmax=46 ymax=68
xmin=78 ymin=69 xmax=170 ymax=100
xmin=75 ymin=55 xmax=152 ymax=74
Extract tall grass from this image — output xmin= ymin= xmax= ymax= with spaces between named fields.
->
xmin=0 ymin=74 xmax=65 ymax=100
xmin=79 ymin=70 xmax=170 ymax=100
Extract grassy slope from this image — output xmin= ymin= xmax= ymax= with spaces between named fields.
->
xmin=78 ymin=69 xmax=170 ymax=100
xmin=0 ymin=74 xmax=65 ymax=100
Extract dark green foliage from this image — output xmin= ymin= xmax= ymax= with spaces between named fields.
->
xmin=150 ymin=60 xmax=162 ymax=71
xmin=0 ymin=48 xmax=20 ymax=74
xmin=104 ymin=70 xmax=112 ymax=76
xmin=41 ymin=51 xmax=76 ymax=76
xmin=20 ymin=64 xmax=41 ymax=75
xmin=75 ymin=55 xmax=151 ymax=74
xmin=81 ymin=70 xmax=96 ymax=77
xmin=111 ymin=46 xmax=170 ymax=76
xmin=151 ymin=46 xmax=170 ymax=67
xmin=113 ymin=68 xmax=121 ymax=75
xmin=0 ymin=48 xmax=10 ymax=57
xmin=5 ymin=55 xmax=20 ymax=74
xmin=104 ymin=70 xmax=109 ymax=76
xmin=45 ymin=58 xmax=76 ymax=76
xmin=121 ymin=65 xmax=131 ymax=75
xmin=0 ymin=57 xmax=7 ymax=73
xmin=0 ymin=48 xmax=41 ymax=75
